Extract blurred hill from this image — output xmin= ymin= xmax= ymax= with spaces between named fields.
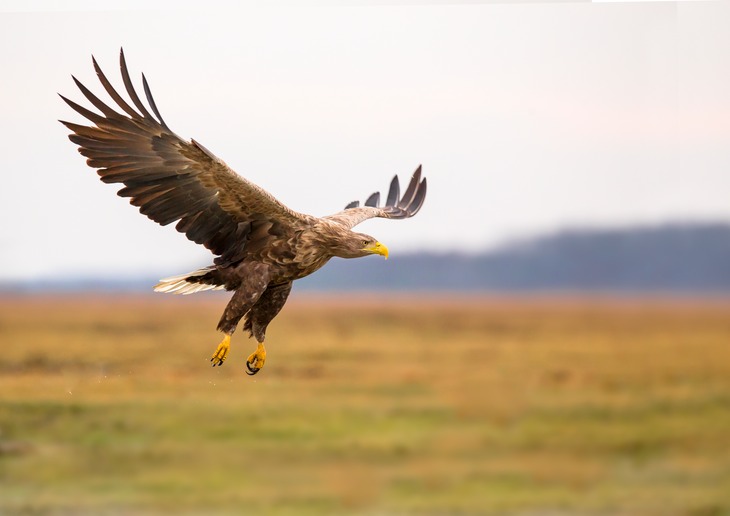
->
xmin=5 ymin=222 xmax=730 ymax=294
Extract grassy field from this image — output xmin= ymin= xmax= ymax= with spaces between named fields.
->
xmin=1 ymin=293 xmax=729 ymax=515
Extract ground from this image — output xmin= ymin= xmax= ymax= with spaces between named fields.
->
xmin=1 ymin=294 xmax=729 ymax=515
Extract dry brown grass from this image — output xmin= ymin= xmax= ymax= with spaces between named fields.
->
xmin=1 ymin=293 xmax=730 ymax=515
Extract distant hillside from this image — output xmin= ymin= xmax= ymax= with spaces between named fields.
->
xmin=5 ymin=222 xmax=730 ymax=294
xmin=297 ymin=222 xmax=730 ymax=293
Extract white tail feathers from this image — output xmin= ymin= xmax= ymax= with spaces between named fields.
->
xmin=154 ymin=267 xmax=225 ymax=295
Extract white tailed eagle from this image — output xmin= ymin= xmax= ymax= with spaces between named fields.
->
xmin=61 ymin=49 xmax=426 ymax=375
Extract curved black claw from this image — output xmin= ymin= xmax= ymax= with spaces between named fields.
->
xmin=245 ymin=343 xmax=265 ymax=376
xmin=245 ymin=361 xmax=260 ymax=376
xmin=210 ymin=335 xmax=230 ymax=367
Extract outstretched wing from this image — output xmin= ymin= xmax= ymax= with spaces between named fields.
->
xmin=324 ymin=165 xmax=427 ymax=229
xmin=60 ymin=49 xmax=312 ymax=265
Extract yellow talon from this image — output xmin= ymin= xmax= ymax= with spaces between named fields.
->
xmin=211 ymin=334 xmax=231 ymax=367
xmin=246 ymin=343 xmax=266 ymax=376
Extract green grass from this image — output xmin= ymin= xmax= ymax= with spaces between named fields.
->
xmin=1 ymin=295 xmax=730 ymax=515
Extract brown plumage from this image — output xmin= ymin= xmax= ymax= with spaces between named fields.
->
xmin=60 ymin=49 xmax=427 ymax=375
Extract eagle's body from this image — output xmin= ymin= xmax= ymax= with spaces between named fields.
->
xmin=61 ymin=49 xmax=426 ymax=374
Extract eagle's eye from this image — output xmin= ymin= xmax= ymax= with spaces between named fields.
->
xmin=362 ymin=239 xmax=369 ymax=246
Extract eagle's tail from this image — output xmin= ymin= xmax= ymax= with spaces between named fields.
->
xmin=153 ymin=266 xmax=226 ymax=295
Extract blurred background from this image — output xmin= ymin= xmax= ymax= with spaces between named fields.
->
xmin=1 ymin=1 xmax=730 ymax=515
xmin=2 ymin=0 xmax=730 ymax=286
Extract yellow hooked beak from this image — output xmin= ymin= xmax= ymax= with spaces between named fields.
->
xmin=364 ymin=241 xmax=389 ymax=259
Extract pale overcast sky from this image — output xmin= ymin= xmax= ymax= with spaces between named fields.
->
xmin=1 ymin=1 xmax=729 ymax=280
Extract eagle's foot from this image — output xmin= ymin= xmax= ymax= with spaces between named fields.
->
xmin=246 ymin=343 xmax=266 ymax=376
xmin=210 ymin=334 xmax=231 ymax=367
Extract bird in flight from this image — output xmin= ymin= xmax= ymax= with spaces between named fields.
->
xmin=60 ymin=49 xmax=426 ymax=376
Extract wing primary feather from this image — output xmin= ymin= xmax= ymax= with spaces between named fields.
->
xmin=345 ymin=200 xmax=359 ymax=209
xmin=118 ymin=48 xmax=155 ymax=121
xmin=386 ymin=175 xmax=399 ymax=207
xmin=71 ymin=76 xmax=120 ymax=119
xmin=365 ymin=192 xmax=380 ymax=207
xmin=409 ymin=178 xmax=427 ymax=216
xmin=92 ymin=55 xmax=139 ymax=118
xmin=59 ymin=120 xmax=112 ymax=139
xmin=59 ymin=93 xmax=107 ymax=126
xmin=142 ymin=72 xmax=169 ymax=129
xmin=398 ymin=165 xmax=421 ymax=209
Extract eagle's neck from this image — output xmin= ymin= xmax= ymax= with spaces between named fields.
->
xmin=305 ymin=220 xmax=359 ymax=259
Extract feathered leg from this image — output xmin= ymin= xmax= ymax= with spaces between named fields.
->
xmin=210 ymin=264 xmax=269 ymax=367
xmin=242 ymin=282 xmax=293 ymax=375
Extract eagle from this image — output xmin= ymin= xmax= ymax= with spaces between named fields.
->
xmin=60 ymin=49 xmax=426 ymax=375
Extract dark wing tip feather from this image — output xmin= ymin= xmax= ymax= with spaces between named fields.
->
xmin=365 ymin=192 xmax=380 ymax=207
xmin=409 ymin=177 xmax=427 ymax=216
xmin=142 ymin=72 xmax=168 ymax=129
xmin=119 ymin=47 xmax=155 ymax=121
xmin=345 ymin=200 xmax=360 ymax=209
xmin=59 ymin=93 xmax=106 ymax=125
xmin=397 ymin=166 xmax=421 ymax=210
xmin=386 ymin=175 xmax=400 ymax=207
xmin=71 ymin=74 xmax=119 ymax=119
xmin=92 ymin=53 xmax=140 ymax=118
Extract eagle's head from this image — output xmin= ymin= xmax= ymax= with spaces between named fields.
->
xmin=332 ymin=232 xmax=389 ymax=260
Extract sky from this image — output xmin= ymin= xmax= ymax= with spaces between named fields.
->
xmin=1 ymin=1 xmax=729 ymax=281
